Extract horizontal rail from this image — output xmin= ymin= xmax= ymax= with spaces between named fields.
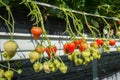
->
xmin=0 ymin=32 xmax=95 ymax=40
xmin=34 ymin=1 xmax=119 ymax=21
xmin=0 ymin=32 xmax=119 ymax=41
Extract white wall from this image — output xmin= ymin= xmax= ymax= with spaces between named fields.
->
xmin=0 ymin=32 xmax=119 ymax=61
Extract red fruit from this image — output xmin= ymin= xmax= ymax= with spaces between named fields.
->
xmin=79 ymin=38 xmax=86 ymax=44
xmin=79 ymin=43 xmax=88 ymax=52
xmin=90 ymin=41 xmax=98 ymax=48
xmin=35 ymin=45 xmax=45 ymax=54
xmin=53 ymin=46 xmax=57 ymax=53
xmin=109 ymin=39 xmax=116 ymax=46
xmin=45 ymin=45 xmax=57 ymax=58
xmin=67 ymin=43 xmax=75 ymax=54
xmin=31 ymin=26 xmax=42 ymax=40
xmin=73 ymin=39 xmax=80 ymax=49
xmin=63 ymin=43 xmax=69 ymax=54
xmin=118 ymin=20 xmax=120 ymax=25
xmin=96 ymin=39 xmax=104 ymax=47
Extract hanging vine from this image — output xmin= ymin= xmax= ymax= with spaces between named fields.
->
xmin=0 ymin=0 xmax=120 ymax=78
xmin=0 ymin=0 xmax=22 ymax=80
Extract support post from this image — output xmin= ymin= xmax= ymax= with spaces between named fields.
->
xmin=92 ymin=59 xmax=99 ymax=80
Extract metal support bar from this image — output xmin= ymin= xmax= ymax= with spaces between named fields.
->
xmin=34 ymin=1 xmax=119 ymax=21
xmin=92 ymin=59 xmax=99 ymax=80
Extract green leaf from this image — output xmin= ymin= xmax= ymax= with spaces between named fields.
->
xmin=91 ymin=19 xmax=99 ymax=28
xmin=78 ymin=24 xmax=83 ymax=31
xmin=0 ymin=0 xmax=9 ymax=7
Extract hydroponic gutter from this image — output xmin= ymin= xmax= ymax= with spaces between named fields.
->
xmin=0 ymin=32 xmax=119 ymax=41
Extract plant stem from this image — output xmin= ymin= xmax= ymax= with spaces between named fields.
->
xmin=0 ymin=0 xmax=15 ymax=40
xmin=7 ymin=60 xmax=10 ymax=70
xmin=0 ymin=63 xmax=18 ymax=73
xmin=60 ymin=7 xmax=76 ymax=40
xmin=22 ymin=0 xmax=51 ymax=46
xmin=83 ymin=14 xmax=96 ymax=38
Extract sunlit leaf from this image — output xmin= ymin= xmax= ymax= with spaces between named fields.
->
xmin=91 ymin=19 xmax=99 ymax=28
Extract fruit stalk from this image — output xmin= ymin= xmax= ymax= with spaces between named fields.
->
xmin=0 ymin=0 xmax=15 ymax=40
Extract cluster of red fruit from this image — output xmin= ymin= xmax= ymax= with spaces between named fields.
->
xmin=29 ymin=44 xmax=57 ymax=63
xmin=30 ymin=26 xmax=68 ymax=73
xmin=29 ymin=44 xmax=67 ymax=73
xmin=30 ymin=26 xmax=58 ymax=59
xmin=63 ymin=38 xmax=87 ymax=54
xmin=64 ymin=38 xmax=116 ymax=54
xmin=63 ymin=38 xmax=117 ymax=65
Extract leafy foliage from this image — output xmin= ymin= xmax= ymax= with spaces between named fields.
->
xmin=1 ymin=0 xmax=120 ymax=18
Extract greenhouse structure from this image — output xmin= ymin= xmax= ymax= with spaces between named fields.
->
xmin=0 ymin=0 xmax=120 ymax=80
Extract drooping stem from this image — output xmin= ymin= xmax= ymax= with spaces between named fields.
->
xmin=91 ymin=26 xmax=101 ymax=38
xmin=69 ymin=12 xmax=83 ymax=37
xmin=0 ymin=0 xmax=15 ymax=40
xmin=83 ymin=14 xmax=96 ymax=38
xmin=7 ymin=60 xmax=10 ymax=70
xmin=37 ymin=6 xmax=51 ymax=45
xmin=21 ymin=0 xmax=51 ymax=46
xmin=60 ymin=6 xmax=84 ymax=40
xmin=101 ymin=16 xmax=111 ymax=39
xmin=56 ymin=56 xmax=64 ymax=63
xmin=61 ymin=7 xmax=76 ymax=40
xmin=0 ymin=16 xmax=12 ymax=35
xmin=0 ymin=63 xmax=18 ymax=73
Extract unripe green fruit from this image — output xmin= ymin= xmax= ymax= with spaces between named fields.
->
xmin=104 ymin=46 xmax=110 ymax=53
xmin=0 ymin=69 xmax=4 ymax=78
xmin=90 ymin=56 xmax=94 ymax=61
xmin=83 ymin=61 xmax=88 ymax=66
xmin=33 ymin=62 xmax=43 ymax=72
xmin=74 ymin=58 xmax=83 ymax=66
xmin=49 ymin=63 xmax=54 ymax=69
xmin=49 ymin=63 xmax=57 ymax=72
xmin=3 ymin=40 xmax=18 ymax=60
xmin=92 ymin=52 xmax=98 ymax=59
xmin=4 ymin=40 xmax=18 ymax=54
xmin=116 ymin=31 xmax=120 ymax=37
xmin=82 ymin=51 xmax=91 ymax=57
xmin=68 ymin=54 xmax=74 ymax=61
xmin=96 ymin=54 xmax=101 ymax=59
xmin=53 ymin=59 xmax=60 ymax=69
xmin=84 ymin=57 xmax=91 ymax=63
xmin=4 ymin=70 xmax=14 ymax=80
xmin=59 ymin=63 xmax=67 ymax=74
xmin=117 ymin=46 xmax=120 ymax=52
xmin=0 ymin=78 xmax=6 ymax=80
xmin=17 ymin=69 xmax=22 ymax=74
xmin=43 ymin=62 xmax=50 ymax=73
xmin=29 ymin=51 xmax=40 ymax=63
xmin=72 ymin=51 xmax=79 ymax=56
xmin=90 ymin=47 xmax=98 ymax=53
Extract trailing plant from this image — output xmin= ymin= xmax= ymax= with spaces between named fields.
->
xmin=0 ymin=0 xmax=22 ymax=80
xmin=0 ymin=0 xmax=120 ymax=77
